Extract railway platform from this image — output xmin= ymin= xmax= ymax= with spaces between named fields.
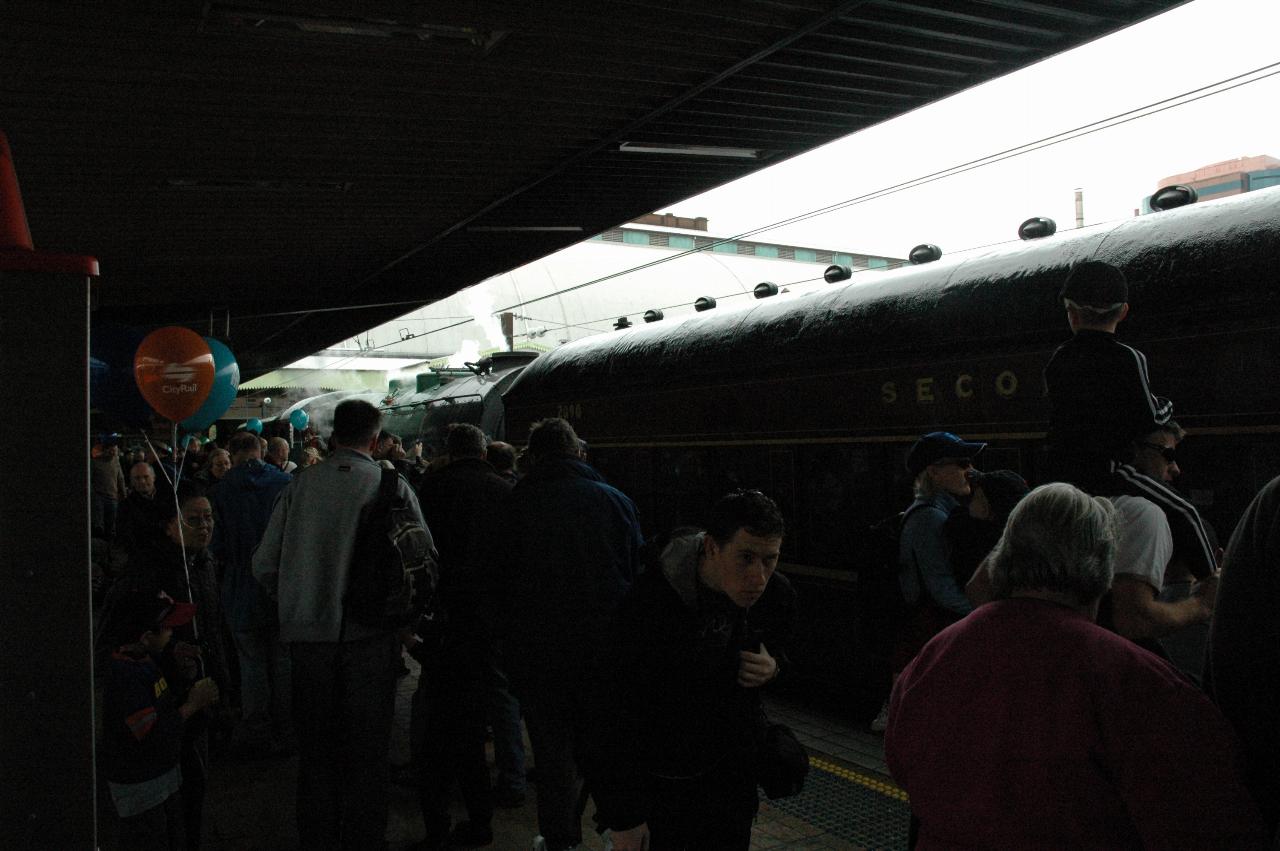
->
xmin=174 ymin=652 xmax=912 ymax=851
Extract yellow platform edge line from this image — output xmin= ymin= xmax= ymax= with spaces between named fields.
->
xmin=809 ymin=756 xmax=910 ymax=803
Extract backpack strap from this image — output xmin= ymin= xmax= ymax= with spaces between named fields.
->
xmin=341 ymin=467 xmax=400 ymax=645
xmin=379 ymin=466 xmax=399 ymax=503
xmin=899 ymin=501 xmax=930 ymax=532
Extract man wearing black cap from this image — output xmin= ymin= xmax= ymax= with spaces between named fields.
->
xmin=872 ymin=431 xmax=985 ymax=732
xmin=1044 ymin=260 xmax=1217 ymax=581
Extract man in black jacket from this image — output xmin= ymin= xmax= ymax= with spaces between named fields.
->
xmin=493 ymin=418 xmax=643 ymax=851
xmin=410 ymin=423 xmax=513 ymax=850
xmin=587 ymin=490 xmax=797 ymax=851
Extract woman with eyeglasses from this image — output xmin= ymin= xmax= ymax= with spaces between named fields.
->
xmin=872 ymin=432 xmax=986 ymax=733
xmin=104 ymin=481 xmax=231 ymax=849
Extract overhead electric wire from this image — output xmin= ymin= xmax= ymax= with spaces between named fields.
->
xmin=171 ymin=60 xmax=1280 ymax=337
xmin=494 ymin=58 xmax=1280 ymax=314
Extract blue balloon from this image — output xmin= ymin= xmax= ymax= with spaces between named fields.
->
xmin=245 ymin=418 xmax=263 ymax=434
xmin=289 ymin=408 xmax=309 ymax=431
xmin=180 ymin=337 xmax=240 ymax=431
xmin=90 ymin=322 xmax=152 ymax=428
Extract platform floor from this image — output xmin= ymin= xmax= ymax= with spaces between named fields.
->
xmin=192 ymin=654 xmax=910 ymax=850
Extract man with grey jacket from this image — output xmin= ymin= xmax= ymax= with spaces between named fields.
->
xmin=253 ymin=399 xmax=429 ymax=849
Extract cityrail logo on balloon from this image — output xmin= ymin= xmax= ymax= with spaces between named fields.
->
xmin=161 ymin=363 xmax=200 ymax=394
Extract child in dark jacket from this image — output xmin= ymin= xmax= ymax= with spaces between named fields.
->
xmin=1044 ymin=260 xmax=1216 ymax=578
xmin=103 ymin=589 xmax=220 ymax=850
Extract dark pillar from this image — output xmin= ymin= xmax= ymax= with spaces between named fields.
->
xmin=1 ymin=130 xmax=100 ymax=849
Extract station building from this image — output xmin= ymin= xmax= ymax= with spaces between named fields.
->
xmin=1143 ymin=154 xmax=1280 ymax=210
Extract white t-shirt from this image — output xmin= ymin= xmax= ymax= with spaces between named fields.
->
xmin=1110 ymin=495 xmax=1174 ymax=591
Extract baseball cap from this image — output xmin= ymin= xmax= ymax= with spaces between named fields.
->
xmin=107 ymin=589 xmax=196 ymax=645
xmin=906 ymin=431 xmax=986 ymax=478
xmin=1060 ymin=260 xmax=1128 ymax=308
xmin=970 ymin=469 xmax=1030 ymax=520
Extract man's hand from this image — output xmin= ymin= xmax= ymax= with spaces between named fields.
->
xmin=738 ymin=642 xmax=778 ymax=688
xmin=397 ymin=626 xmax=419 ymax=651
xmin=609 ymin=823 xmax=649 ymax=851
xmin=1192 ymin=569 xmax=1220 ymax=615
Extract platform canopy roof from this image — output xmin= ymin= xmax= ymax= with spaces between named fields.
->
xmin=1 ymin=0 xmax=1184 ymax=378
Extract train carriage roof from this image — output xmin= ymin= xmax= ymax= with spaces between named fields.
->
xmin=503 ymin=187 xmax=1280 ymax=401
xmin=1 ymin=0 xmax=1186 ymax=377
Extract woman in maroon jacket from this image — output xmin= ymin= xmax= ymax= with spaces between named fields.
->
xmin=886 ymin=483 xmax=1266 ymax=849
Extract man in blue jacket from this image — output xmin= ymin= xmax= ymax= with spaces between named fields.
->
xmin=494 ymin=418 xmax=643 ymax=851
xmin=210 ymin=429 xmax=292 ymax=755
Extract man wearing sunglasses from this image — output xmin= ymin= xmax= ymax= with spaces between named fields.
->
xmin=1109 ymin=422 xmax=1218 ymax=683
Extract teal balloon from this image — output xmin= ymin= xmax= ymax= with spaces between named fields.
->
xmin=289 ymin=409 xmax=309 ymax=431
xmin=245 ymin=418 xmax=263 ymax=434
xmin=179 ymin=337 xmax=240 ymax=431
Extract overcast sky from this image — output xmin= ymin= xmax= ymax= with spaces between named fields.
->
xmin=660 ymin=0 xmax=1280 ymax=261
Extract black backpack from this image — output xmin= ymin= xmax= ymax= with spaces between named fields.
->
xmin=853 ymin=504 xmax=926 ymax=658
xmin=345 ymin=467 xmax=439 ymax=631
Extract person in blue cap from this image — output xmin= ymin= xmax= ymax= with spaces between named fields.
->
xmin=871 ymin=431 xmax=986 ymax=732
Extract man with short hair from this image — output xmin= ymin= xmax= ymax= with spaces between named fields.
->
xmin=211 ymin=429 xmax=294 ymax=754
xmin=588 ymin=490 xmax=797 ymax=851
xmin=374 ymin=430 xmax=400 ymax=460
xmin=1129 ymin=421 xmax=1185 ymax=485
xmin=411 ymin=423 xmax=515 ymax=849
xmin=92 ymin=441 xmax=127 ymax=538
xmin=130 ymin=459 xmax=157 ymax=499
xmin=253 ymin=399 xmax=430 ymax=848
xmin=265 ymin=436 xmax=297 ymax=474
xmin=113 ymin=461 xmax=168 ymax=569
xmin=486 ymin=441 xmax=518 ymax=485
xmin=1106 ymin=422 xmax=1219 ymax=679
xmin=1117 ymin=422 xmax=1215 ymax=681
xmin=494 ymin=417 xmax=642 ymax=851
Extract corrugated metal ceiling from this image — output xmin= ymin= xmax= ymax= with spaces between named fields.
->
xmin=0 ymin=0 xmax=1184 ymax=377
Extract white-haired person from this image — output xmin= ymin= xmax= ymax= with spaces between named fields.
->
xmin=886 ymin=483 xmax=1265 ymax=849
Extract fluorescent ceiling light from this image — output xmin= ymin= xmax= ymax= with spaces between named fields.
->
xmin=204 ymin=5 xmax=507 ymax=54
xmin=619 ymin=142 xmax=762 ymax=159
xmin=467 ymin=226 xmax=585 ymax=232
xmin=161 ymin=178 xmax=351 ymax=192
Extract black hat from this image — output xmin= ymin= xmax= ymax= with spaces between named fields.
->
xmin=106 ymin=588 xmax=196 ymax=646
xmin=1060 ymin=260 xmax=1127 ymax=308
xmin=906 ymin=431 xmax=986 ymax=478
xmin=970 ymin=469 xmax=1029 ymax=522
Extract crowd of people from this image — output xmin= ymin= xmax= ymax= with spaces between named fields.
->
xmin=89 ymin=258 xmax=1280 ymax=850
xmin=881 ymin=261 xmax=1277 ymax=847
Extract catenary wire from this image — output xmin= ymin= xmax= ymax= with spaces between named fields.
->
xmin=177 ymin=60 xmax=1280 ymax=355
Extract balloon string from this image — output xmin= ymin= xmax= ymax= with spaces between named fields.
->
xmin=140 ymin=429 xmax=175 ymax=491
xmin=139 ymin=426 xmax=201 ymax=643
xmin=169 ymin=420 xmax=199 ymax=643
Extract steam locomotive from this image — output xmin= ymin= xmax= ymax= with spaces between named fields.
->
xmin=499 ymin=186 xmax=1280 ymax=709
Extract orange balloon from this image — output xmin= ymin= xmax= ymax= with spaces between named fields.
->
xmin=133 ymin=327 xmax=215 ymax=422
